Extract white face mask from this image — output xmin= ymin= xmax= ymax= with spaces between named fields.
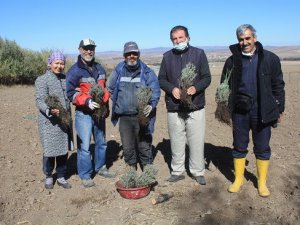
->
xmin=173 ymin=41 xmax=189 ymax=51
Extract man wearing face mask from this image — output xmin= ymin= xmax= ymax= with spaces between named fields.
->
xmin=220 ymin=24 xmax=285 ymax=197
xmin=158 ymin=25 xmax=211 ymax=185
xmin=66 ymin=38 xmax=116 ymax=188
xmin=107 ymin=41 xmax=160 ymax=171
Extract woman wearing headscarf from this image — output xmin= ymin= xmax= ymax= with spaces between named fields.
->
xmin=35 ymin=51 xmax=73 ymax=189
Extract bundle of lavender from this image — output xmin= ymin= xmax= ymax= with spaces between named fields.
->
xmin=136 ymin=86 xmax=152 ymax=126
xmin=90 ymin=83 xmax=109 ymax=123
xmin=180 ymin=63 xmax=197 ymax=109
xmin=45 ymin=95 xmax=71 ymax=131
xmin=215 ymin=69 xmax=232 ymax=126
xmin=120 ymin=164 xmax=158 ymax=188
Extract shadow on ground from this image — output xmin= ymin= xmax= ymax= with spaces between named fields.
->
xmin=155 ymin=140 xmax=257 ymax=185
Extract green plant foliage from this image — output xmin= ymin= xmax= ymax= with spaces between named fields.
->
xmin=19 ymin=50 xmax=46 ymax=84
xmin=180 ymin=62 xmax=197 ymax=109
xmin=120 ymin=165 xmax=158 ymax=188
xmin=215 ymin=69 xmax=232 ymax=125
xmin=136 ymin=86 xmax=152 ymax=126
xmin=0 ymin=37 xmax=24 ymax=84
xmin=120 ymin=170 xmax=138 ymax=188
xmin=0 ymin=37 xmax=74 ymax=85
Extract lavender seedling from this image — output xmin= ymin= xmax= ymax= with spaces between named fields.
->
xmin=135 ymin=164 xmax=158 ymax=187
xmin=90 ymin=83 xmax=109 ymax=123
xmin=120 ymin=169 xmax=138 ymax=188
xmin=136 ymin=86 xmax=152 ymax=126
xmin=180 ymin=63 xmax=197 ymax=109
xmin=45 ymin=95 xmax=71 ymax=131
xmin=120 ymin=164 xmax=158 ymax=188
xmin=215 ymin=69 xmax=232 ymax=125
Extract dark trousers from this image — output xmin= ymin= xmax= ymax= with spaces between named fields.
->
xmin=232 ymin=111 xmax=271 ymax=160
xmin=119 ymin=116 xmax=153 ymax=166
xmin=43 ymin=154 xmax=68 ymax=178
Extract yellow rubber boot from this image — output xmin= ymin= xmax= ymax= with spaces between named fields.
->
xmin=228 ymin=158 xmax=246 ymax=193
xmin=256 ymin=159 xmax=270 ymax=197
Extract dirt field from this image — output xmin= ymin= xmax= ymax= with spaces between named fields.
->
xmin=0 ymin=61 xmax=299 ymax=225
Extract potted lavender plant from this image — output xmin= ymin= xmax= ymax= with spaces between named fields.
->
xmin=115 ymin=165 xmax=158 ymax=199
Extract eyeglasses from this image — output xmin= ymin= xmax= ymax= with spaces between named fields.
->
xmin=124 ymin=52 xmax=139 ymax=57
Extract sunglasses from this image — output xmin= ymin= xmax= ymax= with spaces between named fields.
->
xmin=82 ymin=46 xmax=95 ymax=51
xmin=124 ymin=52 xmax=139 ymax=57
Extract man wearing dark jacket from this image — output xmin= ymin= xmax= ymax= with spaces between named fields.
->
xmin=158 ymin=25 xmax=211 ymax=185
xmin=107 ymin=41 xmax=160 ymax=171
xmin=66 ymin=38 xmax=116 ymax=188
xmin=221 ymin=24 xmax=285 ymax=197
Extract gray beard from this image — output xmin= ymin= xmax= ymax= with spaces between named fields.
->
xmin=81 ymin=54 xmax=94 ymax=63
xmin=126 ymin=59 xmax=137 ymax=66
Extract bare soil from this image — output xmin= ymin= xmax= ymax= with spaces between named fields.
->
xmin=0 ymin=61 xmax=299 ymax=225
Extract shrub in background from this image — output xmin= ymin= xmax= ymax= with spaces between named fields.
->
xmin=0 ymin=37 xmax=74 ymax=85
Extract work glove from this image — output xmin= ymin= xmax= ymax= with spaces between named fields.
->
xmin=143 ymin=105 xmax=152 ymax=117
xmin=88 ymin=99 xmax=100 ymax=110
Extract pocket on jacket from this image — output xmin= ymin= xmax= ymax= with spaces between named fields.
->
xmin=235 ymin=92 xmax=253 ymax=113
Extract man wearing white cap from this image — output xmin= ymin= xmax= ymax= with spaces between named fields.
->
xmin=66 ymin=38 xmax=116 ymax=188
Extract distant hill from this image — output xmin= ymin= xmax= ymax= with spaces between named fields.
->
xmin=67 ymin=46 xmax=300 ymax=63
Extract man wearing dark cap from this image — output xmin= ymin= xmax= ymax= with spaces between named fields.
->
xmin=107 ymin=41 xmax=160 ymax=171
xmin=66 ymin=38 xmax=116 ymax=188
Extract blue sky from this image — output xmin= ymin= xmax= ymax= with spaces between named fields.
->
xmin=1 ymin=0 xmax=299 ymax=53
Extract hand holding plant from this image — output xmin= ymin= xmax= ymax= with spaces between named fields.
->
xmin=45 ymin=95 xmax=71 ymax=131
xmin=89 ymin=83 xmax=109 ymax=122
xmin=136 ymin=86 xmax=153 ymax=126
xmin=179 ymin=63 xmax=197 ymax=109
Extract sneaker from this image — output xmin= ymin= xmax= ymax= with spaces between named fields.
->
xmin=45 ymin=177 xmax=54 ymax=189
xmin=98 ymin=166 xmax=117 ymax=178
xmin=57 ymin=177 xmax=72 ymax=189
xmin=82 ymin=179 xmax=95 ymax=188
xmin=194 ymin=176 xmax=206 ymax=185
xmin=166 ymin=174 xmax=185 ymax=182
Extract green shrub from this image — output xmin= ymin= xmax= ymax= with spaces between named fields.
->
xmin=0 ymin=37 xmax=110 ymax=85
xmin=0 ymin=37 xmax=49 ymax=85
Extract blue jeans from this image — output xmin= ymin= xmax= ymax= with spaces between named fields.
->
xmin=43 ymin=154 xmax=68 ymax=178
xmin=75 ymin=110 xmax=107 ymax=179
